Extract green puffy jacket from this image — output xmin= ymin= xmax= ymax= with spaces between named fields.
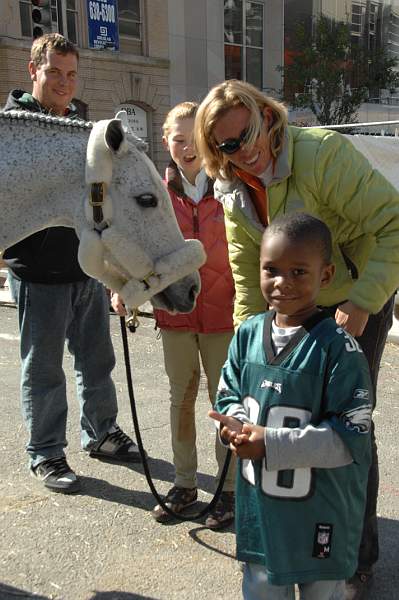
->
xmin=214 ymin=126 xmax=399 ymax=326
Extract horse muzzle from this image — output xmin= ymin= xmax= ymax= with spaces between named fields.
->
xmin=77 ymin=226 xmax=206 ymax=310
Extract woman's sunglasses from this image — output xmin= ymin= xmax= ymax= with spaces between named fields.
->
xmin=217 ymin=127 xmax=249 ymax=155
xmin=217 ymin=110 xmax=264 ymax=155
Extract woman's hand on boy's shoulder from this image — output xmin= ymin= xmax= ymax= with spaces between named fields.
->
xmin=335 ymin=301 xmax=369 ymax=337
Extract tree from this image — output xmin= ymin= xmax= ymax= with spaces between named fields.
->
xmin=279 ymin=15 xmax=399 ymax=125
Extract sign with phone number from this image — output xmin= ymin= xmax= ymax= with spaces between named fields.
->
xmin=87 ymin=0 xmax=119 ymax=50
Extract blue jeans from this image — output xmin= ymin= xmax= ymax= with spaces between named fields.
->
xmin=9 ymin=273 xmax=118 ymax=467
xmin=324 ymin=296 xmax=394 ymax=573
xmin=242 ymin=563 xmax=345 ymax=600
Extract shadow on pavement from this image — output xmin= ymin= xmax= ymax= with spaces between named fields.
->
xmin=0 ymin=584 xmax=159 ymax=600
xmin=0 ymin=582 xmax=49 ymax=599
xmin=189 ymin=525 xmax=236 ymax=559
xmin=125 ymin=455 xmax=217 ymax=494
xmin=78 ymin=475 xmax=158 ymax=510
xmin=372 ymin=516 xmax=399 ymax=599
xmin=90 ymin=593 xmax=159 ymax=600
xmin=83 ymin=454 xmax=216 ymax=497
xmin=78 ymin=473 xmax=218 ymax=520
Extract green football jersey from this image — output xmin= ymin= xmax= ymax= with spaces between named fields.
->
xmin=215 ymin=311 xmax=372 ymax=585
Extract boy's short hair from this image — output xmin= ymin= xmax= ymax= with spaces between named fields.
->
xmin=31 ymin=33 xmax=79 ymax=66
xmin=162 ymin=101 xmax=199 ymax=137
xmin=263 ymin=212 xmax=333 ymax=264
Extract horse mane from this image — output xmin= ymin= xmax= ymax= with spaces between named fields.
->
xmin=0 ymin=109 xmax=93 ymax=131
xmin=0 ymin=110 xmax=147 ymax=150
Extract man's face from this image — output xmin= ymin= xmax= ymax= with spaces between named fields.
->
xmin=29 ymin=49 xmax=78 ymax=115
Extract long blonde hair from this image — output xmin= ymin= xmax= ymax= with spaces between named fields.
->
xmin=194 ymin=80 xmax=288 ymax=180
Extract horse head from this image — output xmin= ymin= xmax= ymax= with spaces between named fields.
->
xmin=76 ymin=113 xmax=206 ymax=313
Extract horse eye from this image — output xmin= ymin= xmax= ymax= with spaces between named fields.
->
xmin=135 ymin=193 xmax=158 ymax=208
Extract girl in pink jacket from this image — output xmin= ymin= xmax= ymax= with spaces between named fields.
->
xmin=152 ymin=102 xmax=236 ymax=527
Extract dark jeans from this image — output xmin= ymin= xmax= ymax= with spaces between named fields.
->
xmin=324 ymin=296 xmax=394 ymax=573
xmin=9 ymin=274 xmax=119 ymax=467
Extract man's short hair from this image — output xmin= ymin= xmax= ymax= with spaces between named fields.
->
xmin=31 ymin=33 xmax=79 ymax=66
xmin=262 ymin=212 xmax=333 ymax=264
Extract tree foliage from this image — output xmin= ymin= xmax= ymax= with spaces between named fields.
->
xmin=280 ymin=16 xmax=399 ymax=125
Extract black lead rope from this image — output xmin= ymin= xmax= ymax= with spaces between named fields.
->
xmin=119 ymin=316 xmax=232 ymax=521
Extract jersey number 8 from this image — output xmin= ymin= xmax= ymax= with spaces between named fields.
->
xmin=242 ymin=398 xmax=313 ymax=499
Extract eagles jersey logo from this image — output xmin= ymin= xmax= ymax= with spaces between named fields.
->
xmin=260 ymin=379 xmax=282 ymax=394
xmin=341 ymin=404 xmax=372 ymax=434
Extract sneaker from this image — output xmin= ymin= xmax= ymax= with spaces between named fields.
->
xmin=345 ymin=572 xmax=373 ymax=600
xmin=151 ymin=486 xmax=198 ymax=523
xmin=205 ymin=491 xmax=235 ymax=530
xmin=31 ymin=456 xmax=81 ymax=494
xmin=89 ymin=425 xmax=144 ymax=463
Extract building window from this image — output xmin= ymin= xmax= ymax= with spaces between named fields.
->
xmin=118 ymin=0 xmax=141 ymax=39
xmin=351 ymin=2 xmax=365 ymax=36
xmin=369 ymin=2 xmax=377 ymax=35
xmin=389 ymin=9 xmax=399 ymax=60
xmin=224 ymin=0 xmax=264 ymax=89
xmin=19 ymin=1 xmax=32 ymax=37
xmin=19 ymin=0 xmax=78 ymax=44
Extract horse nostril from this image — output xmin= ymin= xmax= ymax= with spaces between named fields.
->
xmin=189 ymin=284 xmax=197 ymax=303
xmin=135 ymin=193 xmax=158 ymax=208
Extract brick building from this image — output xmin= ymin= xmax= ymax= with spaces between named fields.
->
xmin=0 ymin=0 xmax=171 ymax=172
xmin=0 ymin=1 xmax=287 ymax=173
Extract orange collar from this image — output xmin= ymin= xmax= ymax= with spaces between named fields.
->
xmin=234 ymin=168 xmax=269 ymax=227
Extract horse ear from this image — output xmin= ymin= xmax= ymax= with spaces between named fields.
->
xmin=105 ymin=119 xmax=128 ymax=156
xmin=114 ymin=110 xmax=149 ymax=153
xmin=115 ymin=110 xmax=130 ymax=132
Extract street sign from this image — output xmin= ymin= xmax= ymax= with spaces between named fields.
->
xmin=87 ymin=0 xmax=119 ymax=50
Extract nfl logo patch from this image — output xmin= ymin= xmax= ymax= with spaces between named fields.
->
xmin=317 ymin=531 xmax=330 ymax=546
xmin=312 ymin=523 xmax=333 ymax=559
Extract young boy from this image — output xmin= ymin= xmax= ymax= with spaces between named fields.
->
xmin=209 ymin=213 xmax=372 ymax=600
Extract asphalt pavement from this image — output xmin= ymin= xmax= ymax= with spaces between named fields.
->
xmin=0 ymin=298 xmax=398 ymax=600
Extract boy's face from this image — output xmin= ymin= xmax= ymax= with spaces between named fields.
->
xmin=29 ymin=49 xmax=78 ymax=116
xmin=260 ymin=232 xmax=334 ymax=326
xmin=163 ymin=117 xmax=202 ymax=184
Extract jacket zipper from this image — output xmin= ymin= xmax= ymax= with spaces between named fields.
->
xmin=192 ymin=205 xmax=202 ymax=329
xmin=193 ymin=206 xmax=199 ymax=236
xmin=340 ymin=248 xmax=359 ymax=280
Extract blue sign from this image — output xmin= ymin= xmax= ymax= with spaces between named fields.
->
xmin=87 ymin=0 xmax=119 ymax=50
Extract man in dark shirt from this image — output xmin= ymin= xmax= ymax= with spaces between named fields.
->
xmin=3 ymin=33 xmax=142 ymax=494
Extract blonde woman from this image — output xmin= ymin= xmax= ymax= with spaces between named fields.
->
xmin=195 ymin=79 xmax=399 ymax=599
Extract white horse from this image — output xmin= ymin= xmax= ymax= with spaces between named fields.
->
xmin=0 ymin=110 xmax=205 ymax=312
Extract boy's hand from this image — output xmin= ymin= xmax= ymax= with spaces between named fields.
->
xmin=208 ymin=410 xmax=244 ymax=445
xmin=335 ymin=301 xmax=369 ymax=337
xmin=232 ymin=423 xmax=266 ymax=460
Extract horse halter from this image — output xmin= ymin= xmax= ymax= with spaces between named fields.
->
xmin=88 ymin=182 xmax=159 ymax=298
xmin=89 ymin=182 xmax=108 ymax=231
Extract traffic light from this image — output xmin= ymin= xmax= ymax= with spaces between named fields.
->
xmin=31 ymin=0 xmax=52 ymax=39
